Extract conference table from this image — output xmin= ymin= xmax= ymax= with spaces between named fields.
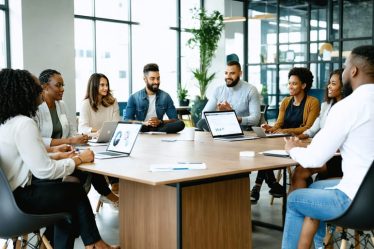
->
xmin=79 ymin=131 xmax=296 ymax=249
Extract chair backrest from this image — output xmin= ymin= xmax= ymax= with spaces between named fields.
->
xmin=0 ymin=165 xmax=70 ymax=238
xmin=308 ymin=88 xmax=325 ymax=104
xmin=118 ymin=101 xmax=128 ymax=120
xmin=328 ymin=160 xmax=374 ymax=231
xmin=259 ymin=104 xmax=269 ymax=125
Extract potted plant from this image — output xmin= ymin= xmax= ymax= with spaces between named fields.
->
xmin=177 ymin=85 xmax=189 ymax=106
xmin=187 ymin=7 xmax=224 ymax=125
xmin=261 ymin=84 xmax=268 ymax=105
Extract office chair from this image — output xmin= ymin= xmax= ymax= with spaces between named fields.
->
xmin=0 ymin=166 xmax=71 ymax=249
xmin=324 ymin=160 xmax=374 ymax=248
xmin=260 ymin=104 xmax=269 ymax=125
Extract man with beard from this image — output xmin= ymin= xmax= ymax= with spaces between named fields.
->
xmin=281 ymin=45 xmax=374 ymax=249
xmin=196 ymin=60 xmax=261 ymax=131
xmin=125 ymin=63 xmax=185 ymax=133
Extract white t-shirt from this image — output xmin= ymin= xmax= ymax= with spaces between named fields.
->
xmin=145 ymin=94 xmax=157 ymax=121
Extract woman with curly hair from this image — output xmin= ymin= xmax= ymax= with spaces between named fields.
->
xmin=78 ymin=73 xmax=120 ymax=134
xmin=251 ymin=67 xmax=321 ymax=203
xmin=291 ymin=69 xmax=345 ymax=191
xmin=34 ymin=69 xmax=88 ymax=147
xmin=0 ymin=68 xmax=119 ymax=249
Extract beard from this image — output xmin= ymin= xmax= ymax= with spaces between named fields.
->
xmin=146 ymin=82 xmax=159 ymax=93
xmin=342 ymin=80 xmax=353 ymax=97
xmin=225 ymin=77 xmax=240 ymax=87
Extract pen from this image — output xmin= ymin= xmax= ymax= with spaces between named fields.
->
xmin=172 ymin=168 xmax=189 ymax=170
xmin=177 ymin=162 xmax=202 ymax=164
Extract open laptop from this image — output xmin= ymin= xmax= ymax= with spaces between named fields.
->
xmin=89 ymin=121 xmax=118 ymax=143
xmin=95 ymin=122 xmax=142 ymax=159
xmin=252 ymin=126 xmax=291 ymax=138
xmin=203 ymin=110 xmax=258 ymax=141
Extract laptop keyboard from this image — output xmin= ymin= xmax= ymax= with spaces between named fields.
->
xmin=99 ymin=151 xmax=122 ymax=156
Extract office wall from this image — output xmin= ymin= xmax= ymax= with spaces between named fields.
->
xmin=16 ymin=0 xmax=76 ymax=114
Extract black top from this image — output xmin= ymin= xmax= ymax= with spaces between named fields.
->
xmin=49 ymin=107 xmax=63 ymax=139
xmin=283 ymin=96 xmax=307 ymax=129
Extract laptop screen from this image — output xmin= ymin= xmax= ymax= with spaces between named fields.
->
xmin=204 ymin=111 xmax=244 ymax=137
xmin=107 ymin=122 xmax=142 ymax=153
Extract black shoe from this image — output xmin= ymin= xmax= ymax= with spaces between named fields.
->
xmin=269 ymin=182 xmax=286 ymax=198
xmin=250 ymin=186 xmax=260 ymax=204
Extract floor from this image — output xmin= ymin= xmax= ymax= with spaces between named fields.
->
xmin=0 ymin=174 xmax=284 ymax=249
xmin=2 ymin=173 xmax=372 ymax=248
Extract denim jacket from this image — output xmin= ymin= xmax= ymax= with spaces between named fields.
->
xmin=125 ymin=88 xmax=178 ymax=121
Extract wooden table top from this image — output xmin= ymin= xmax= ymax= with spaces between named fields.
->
xmin=79 ymin=132 xmax=296 ymax=186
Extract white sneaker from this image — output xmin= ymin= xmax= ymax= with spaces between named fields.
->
xmin=99 ymin=195 xmax=119 ymax=211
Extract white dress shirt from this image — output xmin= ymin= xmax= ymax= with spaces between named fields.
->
xmin=0 ymin=116 xmax=75 ymax=191
xmin=78 ymin=99 xmax=120 ymax=134
xmin=289 ymin=84 xmax=374 ymax=200
xmin=34 ymin=101 xmax=77 ymax=146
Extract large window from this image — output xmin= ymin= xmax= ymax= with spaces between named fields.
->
xmin=246 ymin=0 xmax=374 ymax=117
xmin=74 ymin=0 xmax=130 ymax=107
xmin=74 ymin=0 xmax=197 ymax=110
xmin=132 ymin=0 xmax=177 ymax=99
xmin=0 ymin=0 xmax=9 ymax=69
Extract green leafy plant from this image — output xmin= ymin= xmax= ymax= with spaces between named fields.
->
xmin=187 ymin=8 xmax=224 ymax=100
xmin=177 ymin=86 xmax=188 ymax=101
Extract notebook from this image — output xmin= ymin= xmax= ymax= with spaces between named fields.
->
xmin=203 ymin=110 xmax=258 ymax=141
xmin=95 ymin=122 xmax=142 ymax=159
xmin=252 ymin=126 xmax=291 ymax=138
xmin=89 ymin=121 xmax=118 ymax=143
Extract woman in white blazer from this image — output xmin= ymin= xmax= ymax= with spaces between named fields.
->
xmin=34 ymin=69 xmax=88 ymax=147
xmin=35 ymin=69 xmax=119 ymax=209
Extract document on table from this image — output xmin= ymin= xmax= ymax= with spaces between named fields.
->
xmin=260 ymin=150 xmax=290 ymax=158
xmin=150 ymin=163 xmax=207 ymax=172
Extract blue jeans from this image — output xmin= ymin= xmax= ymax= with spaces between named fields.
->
xmin=281 ymin=179 xmax=351 ymax=249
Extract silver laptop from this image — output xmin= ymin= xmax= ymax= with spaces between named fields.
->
xmin=252 ymin=126 xmax=291 ymax=138
xmin=204 ymin=110 xmax=258 ymax=141
xmin=89 ymin=121 xmax=118 ymax=143
xmin=95 ymin=122 xmax=142 ymax=159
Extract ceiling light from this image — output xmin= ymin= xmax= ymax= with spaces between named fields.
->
xmin=223 ymin=16 xmax=246 ymax=23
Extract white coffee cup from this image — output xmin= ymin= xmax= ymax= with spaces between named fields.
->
xmin=183 ymin=127 xmax=195 ymax=141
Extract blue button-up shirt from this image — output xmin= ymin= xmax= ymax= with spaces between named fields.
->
xmin=125 ymin=88 xmax=178 ymax=121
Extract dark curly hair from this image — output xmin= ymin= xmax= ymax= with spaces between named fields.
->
xmin=288 ymin=67 xmax=314 ymax=93
xmin=85 ymin=73 xmax=115 ymax=112
xmin=0 ymin=68 xmax=42 ymax=124
xmin=39 ymin=69 xmax=61 ymax=85
xmin=324 ymin=68 xmax=344 ymax=104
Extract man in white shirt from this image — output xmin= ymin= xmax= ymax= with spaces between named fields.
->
xmin=196 ymin=61 xmax=261 ymax=131
xmin=281 ymin=45 xmax=374 ymax=249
